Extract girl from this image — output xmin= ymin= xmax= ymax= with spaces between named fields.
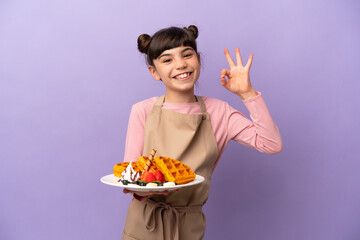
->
xmin=121 ymin=25 xmax=282 ymax=240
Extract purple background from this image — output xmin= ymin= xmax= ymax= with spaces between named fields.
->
xmin=1 ymin=0 xmax=359 ymax=239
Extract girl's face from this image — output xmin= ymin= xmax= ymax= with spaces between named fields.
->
xmin=148 ymin=45 xmax=201 ymax=96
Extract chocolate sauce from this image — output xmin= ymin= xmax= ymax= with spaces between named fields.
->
xmin=120 ymin=163 xmax=140 ymax=182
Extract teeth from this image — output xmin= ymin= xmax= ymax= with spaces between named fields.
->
xmin=175 ymin=73 xmax=190 ymax=79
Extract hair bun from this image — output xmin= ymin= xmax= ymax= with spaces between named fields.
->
xmin=137 ymin=34 xmax=152 ymax=54
xmin=185 ymin=25 xmax=199 ymax=39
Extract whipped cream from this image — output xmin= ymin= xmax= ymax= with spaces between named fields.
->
xmin=163 ymin=182 xmax=175 ymax=187
xmin=146 ymin=182 xmax=158 ymax=187
xmin=120 ymin=161 xmax=140 ymax=182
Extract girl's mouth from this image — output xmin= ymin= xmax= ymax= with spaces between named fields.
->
xmin=174 ymin=72 xmax=192 ymax=80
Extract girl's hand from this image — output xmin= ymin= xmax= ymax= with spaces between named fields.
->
xmin=220 ymin=48 xmax=257 ymax=100
xmin=123 ymin=188 xmax=179 ymax=197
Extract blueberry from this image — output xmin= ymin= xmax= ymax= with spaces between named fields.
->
xmin=122 ymin=180 xmax=129 ymax=185
xmin=132 ymin=181 xmax=139 ymax=185
xmin=157 ymin=182 xmax=163 ymax=186
xmin=139 ymin=182 xmax=146 ymax=186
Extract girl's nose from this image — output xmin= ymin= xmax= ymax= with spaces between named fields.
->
xmin=175 ymin=58 xmax=187 ymax=69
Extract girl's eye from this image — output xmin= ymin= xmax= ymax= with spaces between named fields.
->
xmin=184 ymin=53 xmax=193 ymax=58
xmin=163 ymin=59 xmax=171 ymax=63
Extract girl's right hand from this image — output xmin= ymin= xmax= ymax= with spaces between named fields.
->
xmin=123 ymin=188 xmax=180 ymax=201
xmin=123 ymin=188 xmax=179 ymax=197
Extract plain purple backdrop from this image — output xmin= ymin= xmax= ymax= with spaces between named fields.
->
xmin=1 ymin=0 xmax=359 ymax=239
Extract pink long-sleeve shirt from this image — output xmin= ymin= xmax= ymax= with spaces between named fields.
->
xmin=123 ymin=92 xmax=282 ymax=170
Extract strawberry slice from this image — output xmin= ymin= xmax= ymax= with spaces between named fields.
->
xmin=141 ymin=170 xmax=156 ymax=183
xmin=155 ymin=170 xmax=164 ymax=183
xmin=140 ymin=171 xmax=149 ymax=181
xmin=145 ymin=171 xmax=156 ymax=183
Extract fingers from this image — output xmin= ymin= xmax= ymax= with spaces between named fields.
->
xmin=225 ymin=48 xmax=243 ymax=67
xmin=123 ymin=189 xmax=133 ymax=194
xmin=220 ymin=69 xmax=230 ymax=78
xmin=220 ymin=69 xmax=231 ymax=90
xmin=123 ymin=189 xmax=146 ymax=196
xmin=220 ymin=69 xmax=230 ymax=86
xmin=123 ymin=188 xmax=172 ymax=196
xmin=246 ymin=54 xmax=253 ymax=69
xmin=225 ymin=48 xmax=253 ymax=69
xmin=235 ymin=48 xmax=243 ymax=66
xmin=224 ymin=49 xmax=236 ymax=68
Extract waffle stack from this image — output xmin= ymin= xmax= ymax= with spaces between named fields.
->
xmin=113 ymin=156 xmax=196 ymax=184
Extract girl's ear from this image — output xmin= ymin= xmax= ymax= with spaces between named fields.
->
xmin=197 ymin=53 xmax=201 ymax=65
xmin=148 ymin=65 xmax=161 ymax=81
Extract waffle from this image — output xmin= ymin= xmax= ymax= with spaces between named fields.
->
xmin=136 ymin=156 xmax=159 ymax=173
xmin=153 ymin=157 xmax=196 ymax=185
xmin=113 ymin=162 xmax=141 ymax=177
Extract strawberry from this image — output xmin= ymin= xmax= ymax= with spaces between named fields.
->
xmin=145 ymin=172 xmax=156 ymax=183
xmin=155 ymin=170 xmax=164 ymax=183
xmin=141 ymin=170 xmax=156 ymax=183
xmin=140 ymin=171 xmax=149 ymax=181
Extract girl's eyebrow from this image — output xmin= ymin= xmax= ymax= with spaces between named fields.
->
xmin=158 ymin=47 xmax=194 ymax=59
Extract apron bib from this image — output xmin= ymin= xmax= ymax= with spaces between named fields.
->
xmin=122 ymin=95 xmax=218 ymax=240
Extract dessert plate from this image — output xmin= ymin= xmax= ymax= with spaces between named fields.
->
xmin=100 ymin=174 xmax=204 ymax=192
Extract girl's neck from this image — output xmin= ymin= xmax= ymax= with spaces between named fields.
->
xmin=164 ymin=91 xmax=197 ymax=103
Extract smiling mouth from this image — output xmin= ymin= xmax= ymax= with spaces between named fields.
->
xmin=174 ymin=72 xmax=192 ymax=80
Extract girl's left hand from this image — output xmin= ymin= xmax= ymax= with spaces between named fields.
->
xmin=220 ymin=48 xmax=257 ymax=100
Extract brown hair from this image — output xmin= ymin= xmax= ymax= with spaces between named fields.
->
xmin=137 ymin=25 xmax=199 ymax=66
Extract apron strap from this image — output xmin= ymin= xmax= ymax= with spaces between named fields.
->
xmin=195 ymin=96 xmax=207 ymax=119
xmin=154 ymin=95 xmax=166 ymax=107
xmin=145 ymin=198 xmax=202 ymax=240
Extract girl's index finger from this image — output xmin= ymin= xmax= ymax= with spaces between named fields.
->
xmin=235 ymin=48 xmax=243 ymax=67
xmin=224 ymin=48 xmax=236 ymax=68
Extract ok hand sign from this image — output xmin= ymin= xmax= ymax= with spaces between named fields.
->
xmin=220 ymin=48 xmax=257 ymax=100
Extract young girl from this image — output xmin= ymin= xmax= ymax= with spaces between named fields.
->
xmin=121 ymin=25 xmax=282 ymax=240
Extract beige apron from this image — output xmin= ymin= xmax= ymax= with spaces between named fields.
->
xmin=122 ymin=95 xmax=218 ymax=240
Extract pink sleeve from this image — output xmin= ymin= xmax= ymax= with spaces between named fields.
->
xmin=123 ymin=103 xmax=146 ymax=162
xmin=123 ymin=102 xmax=150 ymax=202
xmin=227 ymin=92 xmax=282 ymax=154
